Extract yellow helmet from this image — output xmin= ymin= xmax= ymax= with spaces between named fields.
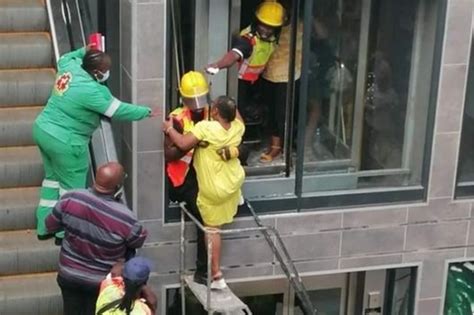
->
xmin=255 ymin=1 xmax=285 ymax=27
xmin=179 ymin=71 xmax=209 ymax=98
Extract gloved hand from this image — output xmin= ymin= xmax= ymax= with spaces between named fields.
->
xmin=217 ymin=146 xmax=239 ymax=161
xmin=205 ymin=64 xmax=220 ymax=75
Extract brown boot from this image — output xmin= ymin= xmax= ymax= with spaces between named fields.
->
xmin=260 ymin=136 xmax=282 ymax=163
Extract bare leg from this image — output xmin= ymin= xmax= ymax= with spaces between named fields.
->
xmin=205 ymin=226 xmax=222 ymax=278
xmin=260 ymin=136 xmax=282 ymax=162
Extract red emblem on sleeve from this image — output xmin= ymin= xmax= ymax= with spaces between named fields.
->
xmin=54 ymin=72 xmax=72 ymax=95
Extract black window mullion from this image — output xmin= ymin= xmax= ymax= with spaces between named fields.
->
xmin=295 ymin=0 xmax=316 ymax=206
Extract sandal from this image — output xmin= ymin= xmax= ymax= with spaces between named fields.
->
xmin=260 ymin=145 xmax=282 ymax=163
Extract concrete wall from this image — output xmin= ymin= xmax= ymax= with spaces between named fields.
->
xmin=119 ymin=0 xmax=474 ymax=314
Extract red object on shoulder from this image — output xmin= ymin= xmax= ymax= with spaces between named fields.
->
xmin=88 ymin=33 xmax=103 ymax=51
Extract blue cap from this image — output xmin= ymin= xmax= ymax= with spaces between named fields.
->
xmin=123 ymin=257 xmax=152 ymax=283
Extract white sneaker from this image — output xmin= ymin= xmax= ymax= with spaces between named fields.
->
xmin=210 ymin=277 xmax=228 ymax=290
xmin=239 ymin=195 xmax=245 ymax=206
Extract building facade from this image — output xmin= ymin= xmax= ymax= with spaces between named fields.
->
xmin=107 ymin=0 xmax=474 ymax=314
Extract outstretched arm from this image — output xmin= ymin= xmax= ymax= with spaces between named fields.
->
xmin=206 ymin=34 xmax=252 ymax=74
xmin=207 ymin=51 xmax=241 ymax=72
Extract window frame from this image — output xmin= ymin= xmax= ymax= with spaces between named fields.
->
xmin=454 ymin=31 xmax=474 ymax=199
xmin=164 ymin=0 xmax=448 ymax=222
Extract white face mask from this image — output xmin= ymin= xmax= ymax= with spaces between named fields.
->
xmin=96 ymin=70 xmax=110 ymax=83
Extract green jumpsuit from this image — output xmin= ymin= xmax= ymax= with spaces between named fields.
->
xmin=33 ymin=47 xmax=151 ymax=238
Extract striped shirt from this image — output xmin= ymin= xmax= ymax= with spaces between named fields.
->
xmin=45 ymin=189 xmax=148 ymax=286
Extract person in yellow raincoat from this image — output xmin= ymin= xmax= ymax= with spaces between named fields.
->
xmin=162 ymin=96 xmax=245 ymax=290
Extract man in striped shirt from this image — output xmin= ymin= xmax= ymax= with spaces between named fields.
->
xmin=45 ymin=162 xmax=148 ymax=315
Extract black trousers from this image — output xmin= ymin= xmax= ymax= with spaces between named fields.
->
xmin=57 ymin=275 xmax=100 ymax=315
xmin=168 ymin=167 xmax=207 ymax=274
xmin=261 ymin=78 xmax=301 ymax=140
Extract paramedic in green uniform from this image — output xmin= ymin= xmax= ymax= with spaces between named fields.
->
xmin=33 ymin=46 xmax=159 ymax=240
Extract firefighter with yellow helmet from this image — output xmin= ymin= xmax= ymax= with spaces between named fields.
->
xmin=206 ymin=1 xmax=285 ymax=81
xmin=206 ymin=1 xmax=285 ymax=143
xmin=165 ymin=71 xmax=238 ymax=284
xmin=164 ymin=71 xmax=210 ymax=284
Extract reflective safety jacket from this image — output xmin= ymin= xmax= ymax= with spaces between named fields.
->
xmin=166 ymin=106 xmax=195 ymax=187
xmin=96 ymin=274 xmax=152 ymax=315
xmin=238 ymin=26 xmax=277 ymax=83
xmin=35 ymin=47 xmax=151 ymax=146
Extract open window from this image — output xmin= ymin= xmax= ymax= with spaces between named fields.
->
xmin=166 ymin=0 xmax=444 ymax=218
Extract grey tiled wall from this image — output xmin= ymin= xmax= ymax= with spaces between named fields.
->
xmin=119 ymin=0 xmax=474 ymax=314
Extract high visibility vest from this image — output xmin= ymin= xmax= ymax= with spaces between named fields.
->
xmin=96 ymin=275 xmax=152 ymax=315
xmin=238 ymin=26 xmax=277 ymax=83
xmin=166 ymin=107 xmax=195 ymax=187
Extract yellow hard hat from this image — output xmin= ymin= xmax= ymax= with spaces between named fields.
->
xmin=255 ymin=1 xmax=285 ymax=27
xmin=179 ymin=71 xmax=209 ymax=98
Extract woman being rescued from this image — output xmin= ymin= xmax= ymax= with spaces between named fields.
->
xmin=162 ymin=96 xmax=245 ymax=290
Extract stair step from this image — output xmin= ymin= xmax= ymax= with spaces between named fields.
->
xmin=0 ymin=146 xmax=43 ymax=188
xmin=0 ymin=68 xmax=55 ymax=108
xmin=0 ymin=272 xmax=62 ymax=315
xmin=0 ymin=32 xmax=53 ymax=69
xmin=0 ymin=0 xmax=48 ymax=32
xmin=0 ymin=187 xmax=40 ymax=231
xmin=0 ymin=230 xmax=59 ymax=276
xmin=0 ymin=106 xmax=43 ymax=147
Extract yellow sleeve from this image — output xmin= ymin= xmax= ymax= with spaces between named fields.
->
xmin=190 ymin=121 xmax=209 ymax=141
xmin=236 ymin=119 xmax=245 ymax=136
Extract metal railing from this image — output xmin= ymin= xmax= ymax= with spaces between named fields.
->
xmin=179 ymin=201 xmax=317 ymax=315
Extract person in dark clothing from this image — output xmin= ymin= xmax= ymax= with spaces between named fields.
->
xmin=45 ymin=162 xmax=148 ymax=315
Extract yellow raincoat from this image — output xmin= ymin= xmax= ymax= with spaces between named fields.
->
xmin=190 ymin=119 xmax=245 ymax=226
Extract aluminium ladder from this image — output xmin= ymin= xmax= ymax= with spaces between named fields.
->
xmin=179 ymin=201 xmax=317 ymax=315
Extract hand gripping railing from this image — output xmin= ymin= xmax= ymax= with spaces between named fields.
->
xmin=179 ymin=201 xmax=317 ymax=315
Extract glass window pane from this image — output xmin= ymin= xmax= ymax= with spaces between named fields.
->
xmin=240 ymin=294 xmax=284 ymax=315
xmin=444 ymin=262 xmax=474 ymax=315
xmin=294 ymin=288 xmax=343 ymax=315
xmin=301 ymin=0 xmax=440 ymax=195
xmin=385 ymin=267 xmax=417 ymax=315
xmin=455 ymin=36 xmax=474 ymax=196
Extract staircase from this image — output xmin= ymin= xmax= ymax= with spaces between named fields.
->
xmin=0 ymin=1 xmax=62 ymax=314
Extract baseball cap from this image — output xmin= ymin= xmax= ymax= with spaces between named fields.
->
xmin=123 ymin=256 xmax=153 ymax=283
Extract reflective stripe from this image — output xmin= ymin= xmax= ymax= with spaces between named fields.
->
xmin=59 ymin=187 xmax=68 ymax=196
xmin=104 ymin=98 xmax=121 ymax=117
xmin=39 ymin=199 xmax=57 ymax=207
xmin=42 ymin=179 xmax=60 ymax=189
xmin=232 ymin=48 xmax=244 ymax=60
xmin=180 ymin=155 xmax=192 ymax=164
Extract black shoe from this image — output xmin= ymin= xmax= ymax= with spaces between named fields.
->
xmin=193 ymin=272 xmax=208 ymax=285
xmin=37 ymin=234 xmax=55 ymax=241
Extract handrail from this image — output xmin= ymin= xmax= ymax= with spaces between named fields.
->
xmin=179 ymin=202 xmax=317 ymax=315
xmin=180 ymin=202 xmax=269 ymax=235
